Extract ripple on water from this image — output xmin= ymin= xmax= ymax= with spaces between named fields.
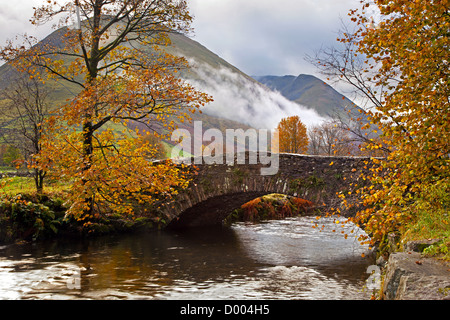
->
xmin=0 ymin=216 xmax=375 ymax=300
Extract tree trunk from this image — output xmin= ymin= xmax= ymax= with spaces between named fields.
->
xmin=34 ymin=168 xmax=45 ymax=194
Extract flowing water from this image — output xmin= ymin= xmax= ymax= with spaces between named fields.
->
xmin=0 ymin=216 xmax=376 ymax=300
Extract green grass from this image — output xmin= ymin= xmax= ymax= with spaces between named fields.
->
xmin=0 ymin=175 xmax=70 ymax=197
xmin=401 ymin=209 xmax=450 ymax=261
xmin=399 ymin=180 xmax=450 ymax=261
xmin=0 ymin=166 xmax=19 ymax=173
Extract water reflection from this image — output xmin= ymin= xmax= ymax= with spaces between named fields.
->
xmin=0 ymin=217 xmax=375 ymax=300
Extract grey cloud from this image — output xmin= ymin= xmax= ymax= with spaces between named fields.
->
xmin=189 ymin=0 xmax=361 ymax=76
xmin=2 ymin=0 xmax=361 ymax=76
xmin=0 ymin=1 xmax=54 ymax=48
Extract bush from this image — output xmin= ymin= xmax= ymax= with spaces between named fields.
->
xmin=401 ymin=179 xmax=450 ymax=260
xmin=0 ymin=194 xmax=63 ymax=242
xmin=224 ymin=194 xmax=314 ymax=224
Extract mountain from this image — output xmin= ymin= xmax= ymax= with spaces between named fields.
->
xmin=164 ymin=33 xmax=327 ymax=129
xmin=0 ymin=28 xmax=254 ymax=133
xmin=0 ymin=25 xmax=354 ymax=133
xmin=253 ymin=74 xmax=362 ymax=121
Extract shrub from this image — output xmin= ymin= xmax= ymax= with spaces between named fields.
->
xmin=225 ymin=194 xmax=314 ymax=223
xmin=0 ymin=194 xmax=62 ymax=242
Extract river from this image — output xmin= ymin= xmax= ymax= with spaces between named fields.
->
xmin=0 ymin=216 xmax=376 ymax=300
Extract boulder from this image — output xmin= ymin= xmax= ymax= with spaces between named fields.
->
xmin=383 ymin=251 xmax=450 ymax=300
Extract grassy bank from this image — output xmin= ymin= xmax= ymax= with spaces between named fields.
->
xmin=400 ymin=208 xmax=449 ymax=261
xmin=0 ymin=174 xmax=158 ymax=244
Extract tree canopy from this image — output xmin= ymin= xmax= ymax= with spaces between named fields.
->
xmin=338 ymin=0 xmax=450 ymax=253
xmin=274 ymin=116 xmax=309 ymax=154
xmin=0 ymin=0 xmax=213 ymax=226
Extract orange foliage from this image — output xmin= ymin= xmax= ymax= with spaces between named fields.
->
xmin=0 ymin=1 xmax=213 ymax=224
xmin=238 ymin=196 xmax=314 ymax=222
xmin=274 ymin=116 xmax=309 ymax=154
xmin=241 ymin=198 xmax=262 ymax=221
xmin=336 ymin=0 xmax=450 ymax=251
xmin=291 ymin=198 xmax=314 ymax=214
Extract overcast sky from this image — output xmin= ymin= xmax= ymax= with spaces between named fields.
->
xmin=0 ymin=0 xmax=362 ymax=77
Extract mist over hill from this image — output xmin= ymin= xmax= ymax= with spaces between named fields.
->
xmin=165 ymin=33 xmax=327 ymax=130
xmin=253 ymin=74 xmax=363 ymax=122
xmin=0 ymin=26 xmax=358 ymax=132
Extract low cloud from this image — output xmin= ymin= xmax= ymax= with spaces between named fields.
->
xmin=186 ymin=58 xmax=327 ymax=130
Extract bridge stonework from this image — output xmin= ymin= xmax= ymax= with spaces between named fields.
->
xmin=160 ymin=152 xmax=372 ymax=229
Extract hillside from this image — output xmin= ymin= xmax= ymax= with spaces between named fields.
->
xmin=0 ymin=25 xmax=359 ymax=132
xmin=163 ymin=34 xmax=326 ymax=129
xmin=0 ymin=28 xmax=253 ymax=136
xmin=253 ymin=74 xmax=363 ymax=121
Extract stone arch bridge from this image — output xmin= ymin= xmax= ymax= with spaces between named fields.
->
xmin=158 ymin=152 xmax=373 ymax=229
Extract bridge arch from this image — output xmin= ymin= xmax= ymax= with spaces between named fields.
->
xmin=159 ymin=152 xmax=372 ymax=229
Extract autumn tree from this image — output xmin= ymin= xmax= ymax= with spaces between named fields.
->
xmin=306 ymin=21 xmax=388 ymax=156
xmin=331 ymin=0 xmax=450 ymax=253
xmin=307 ymin=111 xmax=390 ymax=157
xmin=274 ymin=116 xmax=309 ymax=154
xmin=0 ymin=0 xmax=212 ymax=224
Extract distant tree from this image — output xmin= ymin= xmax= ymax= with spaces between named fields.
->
xmin=328 ymin=107 xmax=390 ymax=157
xmin=2 ymin=145 xmax=21 ymax=168
xmin=274 ymin=116 xmax=309 ymax=154
xmin=0 ymin=75 xmax=50 ymax=192
xmin=308 ymin=116 xmax=390 ymax=157
xmin=308 ymin=120 xmax=352 ymax=156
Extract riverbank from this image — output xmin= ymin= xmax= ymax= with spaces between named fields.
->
xmin=379 ymin=239 xmax=450 ymax=300
xmin=0 ymin=192 xmax=159 ymax=244
xmin=0 ymin=192 xmax=316 ymax=244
